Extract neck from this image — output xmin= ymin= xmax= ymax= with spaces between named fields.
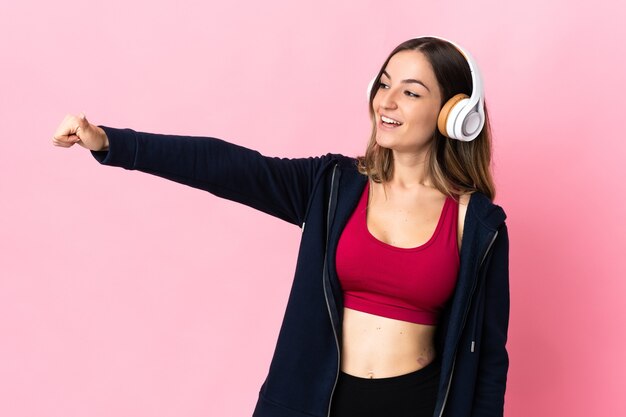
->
xmin=389 ymin=149 xmax=433 ymax=189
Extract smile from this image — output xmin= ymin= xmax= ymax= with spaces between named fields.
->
xmin=380 ymin=115 xmax=403 ymax=128
xmin=380 ymin=116 xmax=402 ymax=126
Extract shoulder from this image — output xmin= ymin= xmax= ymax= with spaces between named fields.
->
xmin=323 ymin=154 xmax=363 ymax=180
xmin=456 ymin=192 xmax=471 ymax=252
xmin=458 ymin=193 xmax=471 ymax=211
xmin=457 ymin=190 xmax=509 ymax=250
xmin=467 ymin=191 xmax=508 ymax=231
xmin=333 ymin=154 xmax=359 ymax=169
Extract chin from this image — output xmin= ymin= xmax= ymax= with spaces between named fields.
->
xmin=374 ymin=134 xmax=398 ymax=150
xmin=375 ymin=133 xmax=433 ymax=155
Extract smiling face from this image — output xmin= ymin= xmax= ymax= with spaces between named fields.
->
xmin=372 ymin=50 xmax=443 ymax=154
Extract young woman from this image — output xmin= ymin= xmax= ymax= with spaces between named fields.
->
xmin=52 ymin=36 xmax=509 ymax=417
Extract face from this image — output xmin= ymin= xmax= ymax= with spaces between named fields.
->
xmin=372 ymin=50 xmax=443 ymax=154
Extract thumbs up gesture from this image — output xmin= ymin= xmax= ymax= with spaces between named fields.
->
xmin=52 ymin=113 xmax=109 ymax=151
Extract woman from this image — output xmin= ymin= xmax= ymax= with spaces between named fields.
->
xmin=52 ymin=36 xmax=509 ymax=417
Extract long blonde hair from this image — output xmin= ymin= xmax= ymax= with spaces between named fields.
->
xmin=357 ymin=37 xmax=496 ymax=201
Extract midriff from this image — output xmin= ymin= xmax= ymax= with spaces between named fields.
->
xmin=340 ymin=307 xmax=437 ymax=379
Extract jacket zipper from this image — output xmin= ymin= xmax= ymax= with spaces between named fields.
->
xmin=437 ymin=229 xmax=499 ymax=417
xmin=323 ymin=165 xmax=340 ymax=417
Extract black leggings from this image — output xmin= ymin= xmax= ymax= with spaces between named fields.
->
xmin=329 ymin=358 xmax=441 ymax=417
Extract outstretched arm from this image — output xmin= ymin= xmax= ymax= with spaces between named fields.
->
xmin=52 ymin=113 xmax=339 ymax=226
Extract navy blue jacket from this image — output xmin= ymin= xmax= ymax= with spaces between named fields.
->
xmin=92 ymin=126 xmax=510 ymax=417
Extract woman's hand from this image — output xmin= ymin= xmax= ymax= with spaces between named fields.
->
xmin=52 ymin=113 xmax=109 ymax=151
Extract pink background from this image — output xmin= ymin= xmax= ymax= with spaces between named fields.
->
xmin=1 ymin=0 xmax=624 ymax=416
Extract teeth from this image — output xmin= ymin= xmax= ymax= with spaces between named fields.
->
xmin=381 ymin=115 xmax=401 ymax=125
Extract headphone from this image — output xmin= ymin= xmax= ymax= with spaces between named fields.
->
xmin=367 ymin=36 xmax=485 ymax=142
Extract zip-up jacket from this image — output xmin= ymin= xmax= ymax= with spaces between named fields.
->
xmin=91 ymin=126 xmax=510 ymax=417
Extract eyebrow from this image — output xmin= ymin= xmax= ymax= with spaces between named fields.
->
xmin=382 ymin=70 xmax=431 ymax=92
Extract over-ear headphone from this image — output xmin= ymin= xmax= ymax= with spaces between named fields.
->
xmin=367 ymin=36 xmax=485 ymax=142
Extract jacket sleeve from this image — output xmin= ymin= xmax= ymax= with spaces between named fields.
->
xmin=91 ymin=125 xmax=338 ymax=226
xmin=472 ymin=222 xmax=510 ymax=417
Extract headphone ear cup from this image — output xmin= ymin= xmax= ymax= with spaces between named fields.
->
xmin=437 ymin=93 xmax=469 ymax=138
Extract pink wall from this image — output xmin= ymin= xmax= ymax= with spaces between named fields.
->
xmin=1 ymin=0 xmax=624 ymax=416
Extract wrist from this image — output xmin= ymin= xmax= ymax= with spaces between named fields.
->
xmin=97 ymin=126 xmax=110 ymax=151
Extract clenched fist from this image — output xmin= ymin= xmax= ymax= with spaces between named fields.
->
xmin=52 ymin=113 xmax=109 ymax=151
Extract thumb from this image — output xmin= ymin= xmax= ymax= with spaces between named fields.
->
xmin=75 ymin=112 xmax=90 ymax=139
xmin=78 ymin=112 xmax=88 ymax=128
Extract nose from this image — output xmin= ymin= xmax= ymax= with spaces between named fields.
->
xmin=377 ymin=87 xmax=398 ymax=110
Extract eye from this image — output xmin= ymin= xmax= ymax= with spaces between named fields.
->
xmin=378 ymin=82 xmax=389 ymax=89
xmin=405 ymin=91 xmax=420 ymax=98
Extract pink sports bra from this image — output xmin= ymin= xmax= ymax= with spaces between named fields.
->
xmin=335 ymin=180 xmax=460 ymax=325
